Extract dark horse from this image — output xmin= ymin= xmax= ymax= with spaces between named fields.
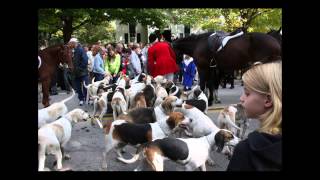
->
xmin=38 ymin=44 xmax=73 ymax=107
xmin=267 ymin=27 xmax=282 ymax=45
xmin=172 ymin=31 xmax=281 ymax=106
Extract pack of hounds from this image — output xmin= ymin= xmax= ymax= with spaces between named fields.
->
xmin=38 ymin=73 xmax=249 ymax=171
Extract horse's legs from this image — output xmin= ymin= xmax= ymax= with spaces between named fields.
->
xmin=230 ymin=72 xmax=234 ymax=89
xmin=213 ymin=89 xmax=221 ymax=104
xmin=206 ymin=78 xmax=214 ymax=106
xmin=199 ymin=71 xmax=206 ymax=92
xmin=42 ymin=80 xmax=51 ymax=107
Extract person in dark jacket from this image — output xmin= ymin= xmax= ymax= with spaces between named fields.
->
xmin=68 ymin=37 xmax=89 ymax=106
xmin=227 ymin=61 xmax=282 ymax=171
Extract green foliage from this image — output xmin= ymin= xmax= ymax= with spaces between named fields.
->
xmin=38 ymin=8 xmax=170 ymax=45
xmin=73 ymin=21 xmax=116 ymax=44
xmin=38 ymin=8 xmax=281 ymax=47
xmin=167 ymin=8 xmax=282 ymax=33
xmin=250 ymin=9 xmax=282 ymax=32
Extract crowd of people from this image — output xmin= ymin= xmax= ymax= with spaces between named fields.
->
xmin=50 ymin=30 xmax=200 ymax=105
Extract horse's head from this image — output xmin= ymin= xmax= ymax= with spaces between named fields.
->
xmin=172 ymin=34 xmax=206 ymax=64
xmin=59 ymin=45 xmax=74 ymax=71
xmin=171 ymin=41 xmax=184 ymax=65
xmin=267 ymin=27 xmax=282 ymax=45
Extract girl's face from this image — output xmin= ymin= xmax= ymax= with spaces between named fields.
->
xmin=240 ymin=87 xmax=272 ymax=119
xmin=108 ymin=49 xmax=115 ymax=56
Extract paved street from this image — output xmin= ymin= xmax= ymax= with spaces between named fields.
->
xmin=38 ymin=80 xmax=260 ymax=171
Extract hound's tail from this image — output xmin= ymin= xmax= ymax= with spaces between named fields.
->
xmin=83 ymin=81 xmax=90 ymax=89
xmin=61 ymin=88 xmax=75 ymax=104
xmin=225 ymin=114 xmax=241 ymax=130
xmin=92 ymin=77 xmax=95 ymax=84
xmin=117 ymin=143 xmax=148 ymax=164
xmin=38 ymin=56 xmax=42 ymax=69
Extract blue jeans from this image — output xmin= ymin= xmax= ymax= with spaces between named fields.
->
xmin=74 ymin=75 xmax=89 ymax=101
xmin=93 ymin=73 xmax=104 ymax=82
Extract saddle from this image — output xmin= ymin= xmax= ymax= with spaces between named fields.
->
xmin=208 ymin=29 xmax=244 ymax=53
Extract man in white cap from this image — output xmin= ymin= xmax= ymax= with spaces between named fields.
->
xmin=68 ymin=37 xmax=89 ymax=106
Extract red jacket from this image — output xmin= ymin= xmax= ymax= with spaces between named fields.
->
xmin=148 ymin=42 xmax=179 ymax=77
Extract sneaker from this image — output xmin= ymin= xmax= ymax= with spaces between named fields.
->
xmin=79 ymin=100 xmax=84 ymax=106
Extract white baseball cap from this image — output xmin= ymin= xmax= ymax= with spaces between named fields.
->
xmin=69 ymin=38 xmax=79 ymax=43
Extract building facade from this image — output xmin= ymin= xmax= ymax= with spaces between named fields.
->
xmin=114 ymin=20 xmax=206 ymax=44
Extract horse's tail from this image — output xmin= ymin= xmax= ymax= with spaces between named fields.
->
xmin=61 ymin=88 xmax=75 ymax=104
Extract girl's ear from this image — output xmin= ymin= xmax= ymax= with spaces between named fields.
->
xmin=264 ymin=94 xmax=273 ymax=108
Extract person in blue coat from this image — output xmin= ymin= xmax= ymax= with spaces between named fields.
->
xmin=181 ymin=54 xmax=197 ymax=91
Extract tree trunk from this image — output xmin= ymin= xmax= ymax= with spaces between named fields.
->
xmin=61 ymin=15 xmax=73 ymax=44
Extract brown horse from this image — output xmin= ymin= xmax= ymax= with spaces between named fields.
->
xmin=38 ymin=44 xmax=73 ymax=107
xmin=172 ymin=31 xmax=281 ymax=106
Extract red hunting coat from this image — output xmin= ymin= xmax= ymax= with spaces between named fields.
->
xmin=148 ymin=42 xmax=179 ymax=77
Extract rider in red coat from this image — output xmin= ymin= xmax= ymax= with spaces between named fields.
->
xmin=147 ymin=33 xmax=179 ymax=80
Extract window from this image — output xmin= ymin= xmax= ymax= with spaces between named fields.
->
xmin=125 ymin=33 xmax=128 ymax=44
xmin=129 ymin=23 xmax=136 ymax=34
xmin=184 ymin=26 xmax=190 ymax=37
xmin=137 ymin=33 xmax=141 ymax=43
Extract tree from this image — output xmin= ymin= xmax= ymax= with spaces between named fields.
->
xmin=39 ymin=9 xmax=111 ymax=43
xmin=166 ymin=8 xmax=282 ymax=33
xmin=73 ymin=21 xmax=116 ymax=45
xmin=38 ymin=8 xmax=170 ymax=45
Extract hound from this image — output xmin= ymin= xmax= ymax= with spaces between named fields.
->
xmin=101 ymin=111 xmax=191 ymax=169
xmin=134 ymin=129 xmax=239 ymax=171
xmin=154 ymin=83 xmax=169 ymax=107
xmin=83 ymin=75 xmax=112 ymax=105
xmin=92 ymin=89 xmax=113 ymax=125
xmin=111 ymin=78 xmax=128 ymax=120
xmin=175 ymin=103 xmax=239 ymax=164
xmin=38 ymin=89 xmax=75 ymax=128
xmin=183 ymin=85 xmax=209 ymax=114
xmin=120 ymin=95 xmax=183 ymax=124
xmin=164 ymin=81 xmax=181 ymax=98
xmin=38 ymin=109 xmax=89 ymax=171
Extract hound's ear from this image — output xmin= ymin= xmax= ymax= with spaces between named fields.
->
xmin=221 ymin=112 xmax=226 ymax=118
xmin=166 ymin=116 xmax=176 ymax=129
xmin=194 ymin=89 xmax=202 ymax=98
xmin=162 ymin=99 xmax=173 ymax=114
xmin=214 ymin=130 xmax=226 ymax=152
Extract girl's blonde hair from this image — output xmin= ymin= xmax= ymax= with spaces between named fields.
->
xmin=242 ymin=61 xmax=282 ymax=135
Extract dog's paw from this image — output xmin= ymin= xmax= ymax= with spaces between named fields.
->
xmin=64 ymin=154 xmax=71 ymax=160
xmin=42 ymin=167 xmax=51 ymax=171
xmin=101 ymin=163 xmax=108 ymax=170
xmin=58 ymin=167 xmax=72 ymax=171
